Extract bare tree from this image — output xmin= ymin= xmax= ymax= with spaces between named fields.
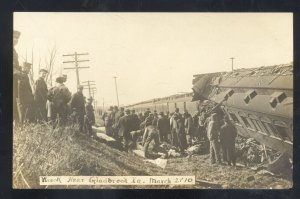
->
xmin=29 ymin=46 xmax=35 ymax=92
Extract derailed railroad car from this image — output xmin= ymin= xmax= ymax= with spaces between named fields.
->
xmin=192 ymin=63 xmax=293 ymax=157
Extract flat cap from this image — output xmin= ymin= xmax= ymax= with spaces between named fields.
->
xmin=56 ymin=76 xmax=64 ymax=83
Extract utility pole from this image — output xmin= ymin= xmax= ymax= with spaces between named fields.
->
xmin=230 ymin=57 xmax=235 ymax=72
xmin=102 ymin=97 xmax=105 ymax=113
xmin=91 ymin=88 xmax=97 ymax=109
xmin=82 ymin=80 xmax=95 ymax=97
xmin=113 ymin=76 xmax=120 ymax=107
xmin=63 ymin=52 xmax=90 ymax=86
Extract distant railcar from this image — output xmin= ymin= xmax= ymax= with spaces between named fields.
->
xmin=126 ymin=93 xmax=199 ymax=115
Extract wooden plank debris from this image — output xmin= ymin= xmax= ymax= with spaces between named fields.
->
xmin=92 ymin=126 xmax=116 ymax=142
xmin=92 ymin=126 xmax=106 ymax=132
xmin=96 ymin=133 xmax=116 ymax=142
xmin=133 ymin=150 xmax=168 ymax=169
xmin=133 ymin=149 xmax=145 ymax=158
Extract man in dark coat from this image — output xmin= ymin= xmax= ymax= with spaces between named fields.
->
xmin=48 ymin=76 xmax=71 ymax=127
xmin=184 ymin=112 xmax=195 ymax=147
xmin=70 ymin=85 xmax=85 ymax=132
xmin=157 ymin=112 xmax=170 ymax=143
xmin=104 ymin=106 xmax=114 ymax=136
xmin=34 ymin=69 xmax=48 ymax=121
xmin=13 ymin=30 xmax=24 ymax=124
xmin=118 ymin=109 xmax=133 ymax=152
xmin=131 ymin=109 xmax=140 ymax=131
xmin=113 ymin=107 xmax=124 ymax=138
xmin=18 ymin=62 xmax=34 ymax=124
xmin=144 ymin=108 xmax=151 ymax=119
xmin=176 ymin=116 xmax=187 ymax=154
xmin=138 ymin=113 xmax=144 ymax=124
xmin=84 ymin=97 xmax=95 ymax=136
xmin=220 ymin=116 xmax=237 ymax=166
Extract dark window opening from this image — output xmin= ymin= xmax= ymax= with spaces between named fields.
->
xmin=251 ymin=119 xmax=268 ymax=135
xmin=229 ymin=113 xmax=239 ymax=124
xmin=263 ymin=122 xmax=292 ymax=142
xmin=240 ymin=116 xmax=252 ymax=129
xmin=262 ymin=122 xmax=273 ymax=135
xmin=274 ymin=125 xmax=291 ymax=141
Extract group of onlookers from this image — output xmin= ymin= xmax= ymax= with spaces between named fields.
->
xmin=102 ymin=105 xmax=238 ymax=165
xmin=13 ymin=30 xmax=95 ymax=136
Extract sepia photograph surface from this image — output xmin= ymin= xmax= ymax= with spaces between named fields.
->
xmin=13 ymin=12 xmax=293 ymax=189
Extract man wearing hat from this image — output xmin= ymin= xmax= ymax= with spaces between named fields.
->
xmin=103 ymin=106 xmax=114 ymax=136
xmin=84 ymin=97 xmax=95 ymax=137
xmin=170 ymin=112 xmax=180 ymax=148
xmin=184 ymin=111 xmax=195 ymax=147
xmin=47 ymin=76 xmax=71 ymax=127
xmin=220 ymin=115 xmax=237 ymax=166
xmin=142 ymin=119 xmax=160 ymax=159
xmin=113 ymin=107 xmax=124 ymax=138
xmin=176 ymin=113 xmax=187 ymax=154
xmin=118 ymin=109 xmax=133 ymax=152
xmin=13 ymin=30 xmax=24 ymax=123
xmin=157 ymin=112 xmax=170 ymax=143
xmin=34 ymin=69 xmax=48 ymax=121
xmin=70 ymin=85 xmax=86 ymax=132
xmin=207 ymin=113 xmax=222 ymax=164
xmin=130 ymin=109 xmax=140 ymax=131
xmin=17 ymin=62 xmax=34 ymax=123
xmin=144 ymin=108 xmax=151 ymax=119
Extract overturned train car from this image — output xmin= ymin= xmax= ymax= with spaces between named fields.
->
xmin=192 ymin=63 xmax=293 ymax=157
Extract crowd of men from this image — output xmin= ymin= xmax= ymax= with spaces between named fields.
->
xmin=13 ymin=30 xmax=95 ymax=136
xmin=102 ymin=105 xmax=238 ymax=166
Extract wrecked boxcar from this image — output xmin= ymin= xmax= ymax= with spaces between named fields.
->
xmin=192 ymin=63 xmax=293 ymax=158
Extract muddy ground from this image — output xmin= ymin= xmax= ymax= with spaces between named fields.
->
xmin=54 ymin=132 xmax=292 ymax=189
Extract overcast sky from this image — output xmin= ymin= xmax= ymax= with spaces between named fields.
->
xmin=14 ymin=13 xmax=293 ymax=107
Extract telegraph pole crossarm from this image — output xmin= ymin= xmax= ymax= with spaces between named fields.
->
xmin=63 ymin=53 xmax=89 ymax=56
xmin=63 ymin=52 xmax=90 ymax=86
xmin=82 ymin=80 xmax=96 ymax=97
xmin=64 ymin=66 xmax=90 ymax=69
